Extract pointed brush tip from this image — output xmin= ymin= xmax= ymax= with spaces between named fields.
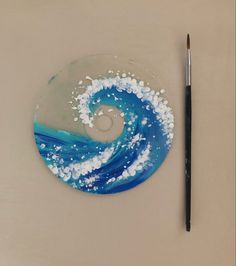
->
xmin=187 ymin=34 xmax=190 ymax=49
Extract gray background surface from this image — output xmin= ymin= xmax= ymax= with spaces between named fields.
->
xmin=0 ymin=1 xmax=235 ymax=266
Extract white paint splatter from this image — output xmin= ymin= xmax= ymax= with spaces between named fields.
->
xmin=48 ymin=147 xmax=114 ymax=182
xmin=40 ymin=143 xmax=46 ymax=149
xmin=106 ymin=144 xmax=151 ymax=184
xmin=71 ymin=75 xmax=174 ymax=146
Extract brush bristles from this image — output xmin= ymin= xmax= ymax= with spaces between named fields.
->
xmin=187 ymin=34 xmax=190 ymax=49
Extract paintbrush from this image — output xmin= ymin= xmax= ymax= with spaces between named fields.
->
xmin=185 ymin=34 xmax=192 ymax=232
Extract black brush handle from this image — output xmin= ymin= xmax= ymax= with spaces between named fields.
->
xmin=185 ymin=85 xmax=192 ymax=232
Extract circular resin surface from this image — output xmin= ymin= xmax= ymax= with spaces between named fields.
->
xmin=34 ymin=55 xmax=174 ymax=194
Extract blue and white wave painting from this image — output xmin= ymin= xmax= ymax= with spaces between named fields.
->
xmin=34 ymin=74 xmax=174 ymax=194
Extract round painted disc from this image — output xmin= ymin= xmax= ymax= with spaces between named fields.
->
xmin=34 ymin=55 xmax=174 ymax=194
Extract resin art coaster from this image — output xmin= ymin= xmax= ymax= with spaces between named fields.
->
xmin=34 ymin=55 xmax=174 ymax=194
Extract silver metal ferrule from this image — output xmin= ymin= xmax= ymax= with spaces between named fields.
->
xmin=186 ymin=49 xmax=191 ymax=86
